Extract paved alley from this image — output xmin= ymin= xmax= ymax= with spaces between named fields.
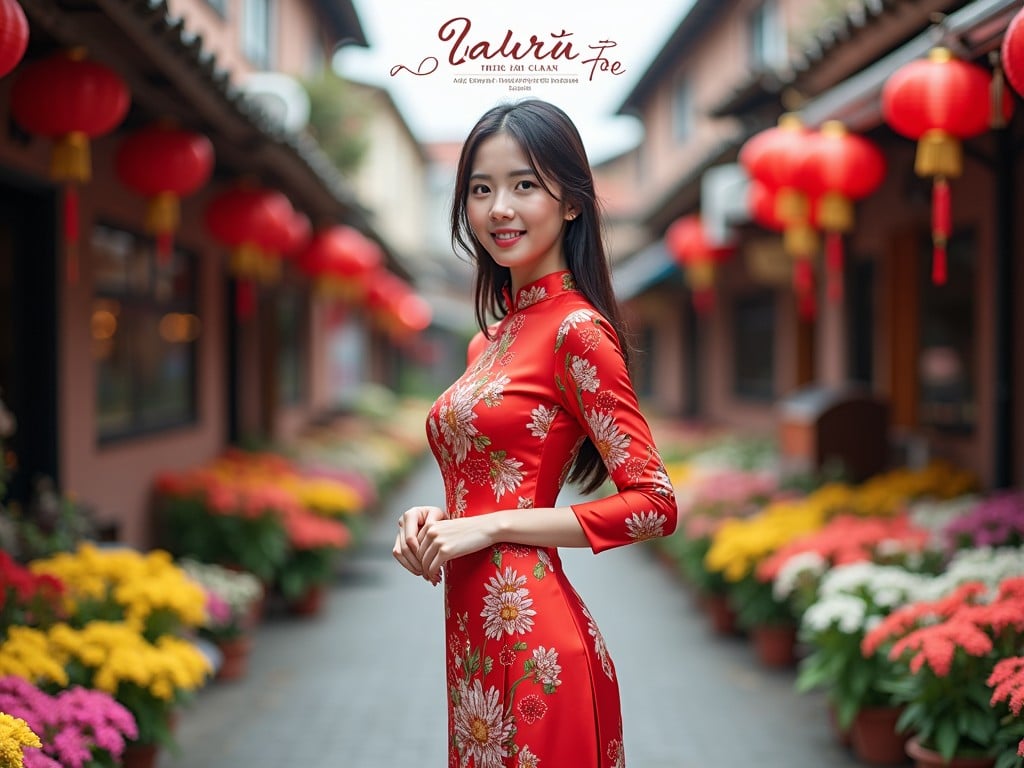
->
xmin=160 ymin=457 xmax=862 ymax=768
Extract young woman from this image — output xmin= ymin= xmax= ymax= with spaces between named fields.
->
xmin=393 ymin=99 xmax=677 ymax=768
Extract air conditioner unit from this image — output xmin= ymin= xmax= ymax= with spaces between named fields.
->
xmin=700 ymin=163 xmax=750 ymax=247
xmin=240 ymin=72 xmax=311 ymax=133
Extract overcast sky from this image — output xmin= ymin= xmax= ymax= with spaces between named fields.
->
xmin=333 ymin=0 xmax=695 ymax=163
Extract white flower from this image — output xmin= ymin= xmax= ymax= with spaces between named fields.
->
xmin=536 ymin=549 xmax=554 ymax=572
xmin=453 ymin=679 xmax=513 ymax=768
xmin=569 ymin=355 xmax=600 ymax=392
xmin=580 ymin=603 xmax=614 ymax=680
xmin=439 ymin=385 xmax=481 ymax=462
xmin=482 ymin=568 xmax=535 ymax=639
xmin=479 ymin=375 xmax=510 ymax=408
xmin=772 ymin=551 xmax=827 ymax=601
xmin=585 ymin=410 xmax=631 ymax=470
xmin=801 ymin=593 xmax=867 ymax=635
xmin=517 ymin=286 xmax=547 ymax=308
xmin=517 ymin=745 xmax=540 ymax=768
xmin=527 ymin=404 xmax=559 ymax=440
xmin=625 ymin=511 xmax=668 ymax=542
xmin=490 ymin=452 xmax=524 ymax=501
xmin=531 ymin=646 xmax=562 ymax=687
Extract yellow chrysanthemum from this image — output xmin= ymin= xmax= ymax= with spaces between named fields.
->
xmin=294 ymin=478 xmax=363 ymax=517
xmin=705 ymin=499 xmax=827 ymax=582
xmin=31 ymin=544 xmax=206 ymax=632
xmin=0 ymin=626 xmax=69 ymax=687
xmin=0 ymin=713 xmax=42 ymax=768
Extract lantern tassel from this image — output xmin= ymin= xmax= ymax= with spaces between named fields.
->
xmin=63 ymin=184 xmax=79 ymax=283
xmin=825 ymin=231 xmax=844 ymax=302
xmin=692 ymin=288 xmax=714 ymax=315
xmin=235 ymin=280 xmax=256 ymax=321
xmin=147 ymin=193 xmax=180 ymax=266
xmin=793 ymin=256 xmax=814 ymax=296
xmin=932 ymin=177 xmax=951 ymax=285
xmin=50 ymin=132 xmax=91 ymax=183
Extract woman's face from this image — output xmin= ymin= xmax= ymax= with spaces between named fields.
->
xmin=465 ymin=132 xmax=575 ymax=290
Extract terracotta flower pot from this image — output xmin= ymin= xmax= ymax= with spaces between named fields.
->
xmin=704 ymin=593 xmax=738 ymax=636
xmin=215 ymin=635 xmax=253 ymax=681
xmin=751 ymin=623 xmax=798 ymax=668
xmin=121 ymin=743 xmax=159 ymax=768
xmin=288 ymin=583 xmax=325 ymax=617
xmin=905 ymin=736 xmax=995 ymax=768
xmin=850 ymin=706 xmax=909 ymax=765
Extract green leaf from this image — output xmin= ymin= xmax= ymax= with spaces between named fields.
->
xmin=533 ymin=563 xmax=546 ymax=580
xmin=483 ymin=657 xmax=493 ymax=675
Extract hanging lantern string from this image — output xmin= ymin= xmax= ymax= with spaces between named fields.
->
xmin=824 ymin=232 xmax=844 ymax=301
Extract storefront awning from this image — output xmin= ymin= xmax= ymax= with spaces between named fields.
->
xmin=612 ymin=240 xmax=677 ymax=300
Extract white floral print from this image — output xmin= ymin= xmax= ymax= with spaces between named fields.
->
xmin=517 ymin=285 xmax=547 ymax=308
xmin=482 ymin=568 xmax=536 ymax=638
xmin=439 ymin=385 xmax=482 ymax=462
xmin=581 ymin=603 xmax=614 ymax=680
xmin=517 ymin=745 xmax=540 ymax=768
xmin=585 ymin=409 xmax=632 ymax=470
xmin=453 ymin=679 xmax=513 ymax=768
xmin=626 ymin=510 xmax=669 ymax=541
xmin=531 ymin=646 xmax=562 ymax=688
xmin=527 ymin=404 xmax=559 ymax=439
xmin=490 ymin=451 xmax=524 ymax=501
xmin=569 ymin=355 xmax=600 ymax=392
xmin=555 ymin=309 xmax=597 ymax=349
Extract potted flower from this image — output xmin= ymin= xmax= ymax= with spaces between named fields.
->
xmin=943 ymin=492 xmax=1024 ymax=551
xmin=179 ymin=559 xmax=262 ymax=681
xmin=0 ymin=552 xmax=65 ymax=636
xmin=28 ymin=544 xmax=206 ymax=641
xmin=0 ymin=711 xmax=43 ymax=768
xmin=47 ymin=621 xmax=211 ymax=761
xmin=862 ymin=576 xmax=1024 ymax=766
xmin=276 ymin=508 xmax=351 ymax=616
xmin=987 ymin=656 xmax=1024 ymax=768
xmin=795 ymin=562 xmax=929 ymax=761
xmin=153 ymin=469 xmax=291 ymax=584
xmin=0 ymin=675 xmax=138 ymax=767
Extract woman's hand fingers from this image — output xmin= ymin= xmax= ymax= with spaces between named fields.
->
xmin=392 ymin=506 xmax=446 ymax=579
xmin=419 ymin=517 xmax=492 ymax=583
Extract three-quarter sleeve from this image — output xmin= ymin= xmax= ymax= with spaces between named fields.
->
xmin=553 ymin=308 xmax=678 ymax=553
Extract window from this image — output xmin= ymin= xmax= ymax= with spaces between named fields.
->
xmin=92 ymin=225 xmax=198 ymax=441
xmin=277 ymin=288 xmax=307 ymax=405
xmin=671 ymin=75 xmax=694 ymax=142
xmin=733 ymin=291 xmax=776 ymax=400
xmin=241 ymin=0 xmax=272 ymax=69
xmin=917 ymin=231 xmax=975 ymax=432
xmin=748 ymin=0 xmax=784 ymax=71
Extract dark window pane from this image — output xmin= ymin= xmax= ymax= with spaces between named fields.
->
xmin=92 ymin=224 xmax=198 ymax=441
xmin=277 ymin=289 xmax=306 ymax=405
xmin=918 ymin=231 xmax=975 ymax=432
xmin=734 ymin=291 xmax=775 ymax=401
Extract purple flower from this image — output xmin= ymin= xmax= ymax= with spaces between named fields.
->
xmin=944 ymin=491 xmax=1024 ymax=550
xmin=22 ymin=751 xmax=61 ymax=768
xmin=0 ymin=677 xmax=138 ymax=762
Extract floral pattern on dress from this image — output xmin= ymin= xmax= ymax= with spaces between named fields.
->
xmin=427 ymin=271 xmax=677 ymax=767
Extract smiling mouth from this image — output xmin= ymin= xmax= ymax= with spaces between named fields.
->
xmin=493 ymin=231 xmax=525 ymax=241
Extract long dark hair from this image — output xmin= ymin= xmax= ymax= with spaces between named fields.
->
xmin=450 ymin=98 xmax=629 ymax=494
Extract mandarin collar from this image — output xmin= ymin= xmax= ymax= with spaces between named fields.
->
xmin=503 ymin=271 xmax=578 ymax=313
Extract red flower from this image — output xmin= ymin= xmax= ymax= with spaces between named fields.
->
xmin=988 ymin=656 xmax=1024 ymax=715
xmin=516 ymin=694 xmax=548 ymax=725
xmin=889 ymin=617 xmax=993 ymax=675
xmin=862 ymin=581 xmax=988 ymax=656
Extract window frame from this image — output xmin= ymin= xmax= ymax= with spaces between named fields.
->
xmin=732 ymin=289 xmax=777 ymax=402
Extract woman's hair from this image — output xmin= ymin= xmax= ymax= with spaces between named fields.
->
xmin=450 ymin=98 xmax=629 ymax=494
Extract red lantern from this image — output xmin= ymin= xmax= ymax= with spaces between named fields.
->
xmin=882 ymin=47 xmax=1013 ymax=284
xmin=1005 ymin=7 xmax=1024 ymax=98
xmin=115 ymin=122 xmax=214 ymax=264
xmin=0 ymin=0 xmax=29 ymax=78
xmin=739 ymin=114 xmax=812 ymax=226
xmin=10 ymin=48 xmax=130 ymax=282
xmin=298 ymin=225 xmax=382 ymax=299
xmin=740 ymin=114 xmax=822 ymax=318
xmin=665 ymin=214 xmax=735 ymax=314
xmin=392 ymin=292 xmax=433 ymax=338
xmin=796 ymin=121 xmax=886 ymax=301
xmin=204 ymin=183 xmax=292 ymax=319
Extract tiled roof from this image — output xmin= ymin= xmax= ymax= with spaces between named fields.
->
xmin=790 ymin=0 xmax=904 ymax=75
